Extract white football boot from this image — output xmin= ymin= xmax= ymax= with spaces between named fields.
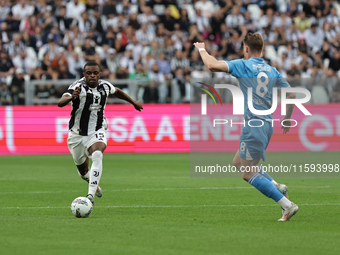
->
xmin=278 ymin=203 xmax=299 ymax=221
xmin=95 ymin=186 xmax=103 ymax=198
xmin=86 ymin=194 xmax=95 ymax=206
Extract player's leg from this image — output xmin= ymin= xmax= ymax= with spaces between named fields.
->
xmin=241 ymin=158 xmax=298 ymax=221
xmin=238 ymin=121 xmax=298 ymax=221
xmin=233 ymin=147 xmax=288 ymax=197
xmin=241 ymin=158 xmax=286 ymax=202
xmin=85 ymin=129 xmax=107 ymax=204
xmin=86 ymin=142 xmax=106 ymax=204
xmin=241 ymin=157 xmax=283 ymax=202
xmin=67 ymin=131 xmax=90 ymax=181
xmin=67 ymin=131 xmax=103 ymax=199
xmin=257 ymin=167 xmax=289 ymax=198
xmin=75 ymin=157 xmax=103 ymax=197
xmin=237 ymin=124 xmax=284 ymax=202
xmin=76 ymin=158 xmax=90 ymax=182
xmin=234 ymin=150 xmax=278 ymax=186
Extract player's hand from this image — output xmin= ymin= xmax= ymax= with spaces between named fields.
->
xmin=193 ymin=42 xmax=205 ymax=51
xmin=280 ymin=118 xmax=291 ymax=134
xmin=72 ymin=87 xmax=81 ymax=100
xmin=134 ymin=101 xmax=143 ymax=112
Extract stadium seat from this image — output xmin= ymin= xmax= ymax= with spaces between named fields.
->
xmin=247 ymin=4 xmax=261 ymax=21
xmin=311 ymin=85 xmax=329 ymax=103
xmin=37 ymin=48 xmax=45 ymax=61
xmin=333 ymin=2 xmax=340 ymax=16
xmin=301 ymin=72 xmax=310 ymax=79
xmin=153 ymin=5 xmax=165 ymax=15
xmin=74 ymin=46 xmax=83 ymax=56
xmin=24 ymin=75 xmax=30 ymax=83
xmin=95 ymin=46 xmax=104 ymax=55
xmin=277 ymin=45 xmax=288 ymax=59
xmin=137 ymin=86 xmax=145 ymax=103
xmin=264 ymin=45 xmax=278 ymax=63
xmin=312 ymin=46 xmax=319 ymax=56
xmin=171 ymin=79 xmax=182 ymax=103
xmin=130 ymin=5 xmax=138 ymax=14
xmin=323 ymin=58 xmax=330 ymax=72
xmin=277 ymin=0 xmax=288 ymax=13
xmin=6 ymin=75 xmax=13 ymax=86
xmin=26 ymin=47 xmax=38 ymax=69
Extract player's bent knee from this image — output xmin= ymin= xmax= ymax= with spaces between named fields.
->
xmin=76 ymin=158 xmax=89 ymax=175
xmin=233 ymin=158 xmax=241 ymax=169
xmin=232 ymin=152 xmax=241 ymax=169
xmin=242 ymin=171 xmax=251 ymax=182
xmin=77 ymin=165 xmax=88 ymax=175
xmin=242 ymin=176 xmax=249 ymax=182
xmin=92 ymin=150 xmax=103 ymax=161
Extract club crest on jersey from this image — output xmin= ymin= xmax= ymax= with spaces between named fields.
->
xmin=94 ymin=95 xmax=100 ymax=104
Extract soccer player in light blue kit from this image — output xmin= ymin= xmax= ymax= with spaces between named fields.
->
xmin=194 ymin=32 xmax=298 ymax=221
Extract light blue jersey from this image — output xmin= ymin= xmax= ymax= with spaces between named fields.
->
xmin=225 ymin=57 xmax=289 ymax=121
xmin=225 ymin=57 xmax=290 ymax=161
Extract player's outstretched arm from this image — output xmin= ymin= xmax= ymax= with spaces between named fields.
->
xmin=280 ymin=92 xmax=296 ymax=134
xmin=57 ymin=87 xmax=81 ymax=107
xmin=113 ymin=88 xmax=143 ymax=112
xmin=193 ymin=42 xmax=229 ymax=73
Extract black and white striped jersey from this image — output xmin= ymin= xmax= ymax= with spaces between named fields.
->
xmin=64 ymin=77 xmax=116 ymax=136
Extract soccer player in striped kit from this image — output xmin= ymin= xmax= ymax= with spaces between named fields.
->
xmin=58 ymin=62 xmax=143 ymax=206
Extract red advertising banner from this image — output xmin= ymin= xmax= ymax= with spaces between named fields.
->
xmin=0 ymin=104 xmax=190 ymax=155
xmin=0 ymin=104 xmax=339 ymax=155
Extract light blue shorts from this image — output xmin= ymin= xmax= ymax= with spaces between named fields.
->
xmin=238 ymin=119 xmax=273 ymax=161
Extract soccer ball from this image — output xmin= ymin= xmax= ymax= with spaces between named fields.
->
xmin=71 ymin=197 xmax=93 ymax=218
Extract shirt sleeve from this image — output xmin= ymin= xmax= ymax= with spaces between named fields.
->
xmin=63 ymin=81 xmax=79 ymax=96
xmin=225 ymin=59 xmax=245 ymax=78
xmin=104 ymin=81 xmax=116 ymax=94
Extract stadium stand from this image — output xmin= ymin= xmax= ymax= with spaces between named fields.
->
xmin=0 ymin=0 xmax=339 ymax=105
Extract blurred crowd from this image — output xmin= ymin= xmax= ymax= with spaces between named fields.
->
xmin=0 ymin=0 xmax=340 ymax=105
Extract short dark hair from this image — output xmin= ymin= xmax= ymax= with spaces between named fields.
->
xmin=83 ymin=62 xmax=101 ymax=72
xmin=243 ymin=32 xmax=264 ymax=54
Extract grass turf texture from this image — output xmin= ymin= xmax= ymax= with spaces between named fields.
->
xmin=1 ymin=152 xmax=340 ymax=255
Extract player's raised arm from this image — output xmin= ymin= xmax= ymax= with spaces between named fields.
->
xmin=113 ymin=88 xmax=143 ymax=112
xmin=57 ymin=87 xmax=81 ymax=107
xmin=193 ymin=42 xmax=229 ymax=72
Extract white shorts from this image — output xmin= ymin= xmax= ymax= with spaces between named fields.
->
xmin=67 ymin=128 xmax=107 ymax=165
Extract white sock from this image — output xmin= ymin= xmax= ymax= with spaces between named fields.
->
xmin=277 ymin=196 xmax=292 ymax=210
xmin=77 ymin=170 xmax=89 ymax=183
xmin=88 ymin=151 xmax=103 ymax=197
xmin=271 ymin=180 xmax=278 ymax=187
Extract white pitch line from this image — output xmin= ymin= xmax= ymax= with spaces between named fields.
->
xmin=0 ymin=186 xmax=331 ymax=195
xmin=0 ymin=178 xmax=38 ymax=181
xmin=0 ymin=190 xmax=79 ymax=195
xmin=105 ymin=186 xmax=331 ymax=192
xmin=1 ymin=203 xmax=340 ymax=210
xmin=0 ymin=187 xmax=252 ymax=195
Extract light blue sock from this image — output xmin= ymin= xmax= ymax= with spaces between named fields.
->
xmin=238 ymin=167 xmax=275 ymax=182
xmin=248 ymin=173 xmax=283 ymax=202
xmin=258 ymin=166 xmax=274 ymax=182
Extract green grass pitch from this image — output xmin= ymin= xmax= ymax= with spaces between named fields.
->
xmin=1 ymin=152 xmax=340 ymax=255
